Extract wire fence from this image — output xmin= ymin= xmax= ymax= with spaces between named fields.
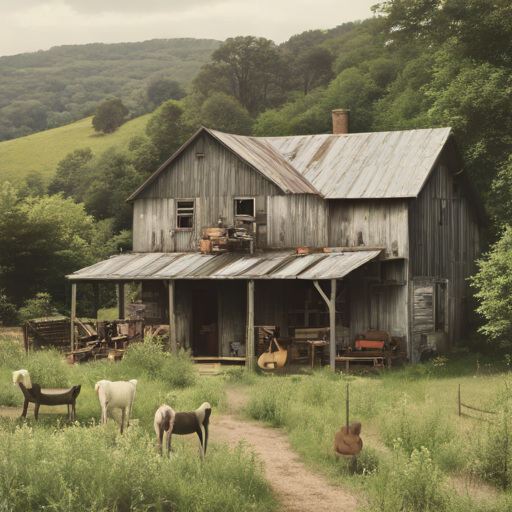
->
xmin=458 ymin=384 xmax=497 ymax=421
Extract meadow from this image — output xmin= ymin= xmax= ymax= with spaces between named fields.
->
xmin=243 ymin=354 xmax=512 ymax=511
xmin=0 ymin=338 xmax=277 ymax=512
xmin=0 ymin=114 xmax=149 ymax=184
xmin=3 ymin=335 xmax=512 ymax=512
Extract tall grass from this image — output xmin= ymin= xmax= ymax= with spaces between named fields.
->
xmin=0 ymin=422 xmax=276 ymax=512
xmin=245 ymin=360 xmax=512 ymax=511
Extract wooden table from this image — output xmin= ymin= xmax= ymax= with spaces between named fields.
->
xmin=335 ymin=356 xmax=385 ymax=375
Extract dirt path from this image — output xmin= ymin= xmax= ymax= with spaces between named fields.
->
xmin=210 ymin=387 xmax=359 ymax=512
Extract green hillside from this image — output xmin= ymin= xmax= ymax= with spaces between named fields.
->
xmin=0 ymin=115 xmax=150 ymax=184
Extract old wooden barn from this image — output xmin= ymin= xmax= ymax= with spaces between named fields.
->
xmin=67 ymin=110 xmax=485 ymax=367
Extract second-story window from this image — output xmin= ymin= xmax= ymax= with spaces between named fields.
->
xmin=234 ymin=198 xmax=255 ymax=219
xmin=177 ymin=199 xmax=194 ymax=228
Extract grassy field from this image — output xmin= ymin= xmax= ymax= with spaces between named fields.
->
xmin=0 ymin=115 xmax=150 ymax=184
xmin=243 ymin=355 xmax=512 ymax=511
xmin=0 ymin=338 xmax=277 ymax=512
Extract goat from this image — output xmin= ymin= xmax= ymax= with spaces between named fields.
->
xmin=154 ymin=402 xmax=211 ymax=460
xmin=12 ymin=370 xmax=32 ymax=389
xmin=95 ymin=379 xmax=137 ymax=434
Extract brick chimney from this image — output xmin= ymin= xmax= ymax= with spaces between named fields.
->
xmin=332 ymin=109 xmax=350 ymax=135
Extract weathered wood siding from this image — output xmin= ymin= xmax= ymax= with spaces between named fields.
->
xmin=133 ymin=132 xmax=283 ymax=252
xmin=267 ymin=195 xmax=329 ymax=247
xmin=348 ymin=262 xmax=408 ymax=343
xmin=218 ymin=281 xmax=246 ymax=357
xmin=409 ymin=152 xmax=481 ymax=359
xmin=328 ymin=199 xmax=409 ymax=258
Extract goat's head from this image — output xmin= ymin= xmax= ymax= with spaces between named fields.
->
xmin=13 ymin=370 xmax=32 ymax=389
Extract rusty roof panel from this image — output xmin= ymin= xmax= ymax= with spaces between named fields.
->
xmin=207 ymin=129 xmax=320 ymax=195
xmin=263 ymin=128 xmax=451 ymax=199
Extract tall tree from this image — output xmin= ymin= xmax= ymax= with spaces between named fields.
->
xmin=92 ymin=98 xmax=129 ymax=134
xmin=195 ymin=36 xmax=282 ymax=116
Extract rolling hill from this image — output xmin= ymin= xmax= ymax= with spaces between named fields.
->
xmin=0 ymin=115 xmax=150 ymax=184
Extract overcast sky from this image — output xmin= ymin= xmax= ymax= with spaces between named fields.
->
xmin=0 ymin=0 xmax=377 ymax=57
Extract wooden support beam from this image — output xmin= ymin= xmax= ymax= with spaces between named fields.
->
xmin=313 ymin=280 xmax=337 ymax=372
xmin=246 ymin=280 xmax=255 ymax=372
xmin=118 ymin=282 xmax=125 ymax=320
xmin=330 ymin=279 xmax=336 ymax=372
xmin=70 ymin=283 xmax=76 ymax=353
xmin=168 ymin=280 xmax=177 ymax=354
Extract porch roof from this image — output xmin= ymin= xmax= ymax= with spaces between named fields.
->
xmin=66 ymin=250 xmax=381 ymax=281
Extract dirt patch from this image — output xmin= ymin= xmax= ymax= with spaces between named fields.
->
xmin=211 ymin=386 xmax=359 ymax=512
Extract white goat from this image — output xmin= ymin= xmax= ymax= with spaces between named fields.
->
xmin=13 ymin=370 xmax=32 ymax=389
xmin=95 ymin=379 xmax=137 ymax=434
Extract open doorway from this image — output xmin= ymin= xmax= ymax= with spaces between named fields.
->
xmin=192 ymin=283 xmax=218 ymax=357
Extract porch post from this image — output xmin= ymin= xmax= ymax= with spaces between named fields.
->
xmin=70 ymin=282 xmax=76 ymax=353
xmin=246 ymin=280 xmax=255 ymax=372
xmin=168 ymin=280 xmax=177 ymax=354
xmin=330 ymin=279 xmax=336 ymax=372
xmin=118 ymin=282 xmax=125 ymax=320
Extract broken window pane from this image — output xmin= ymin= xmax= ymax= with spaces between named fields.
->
xmin=177 ymin=200 xmax=194 ymax=228
xmin=235 ymin=198 xmax=255 ymax=218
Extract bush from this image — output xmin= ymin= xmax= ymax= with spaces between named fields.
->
xmin=25 ymin=349 xmax=70 ymax=388
xmin=120 ymin=340 xmax=197 ymax=388
xmin=18 ymin=293 xmax=58 ymax=323
xmin=366 ymin=444 xmax=450 ymax=512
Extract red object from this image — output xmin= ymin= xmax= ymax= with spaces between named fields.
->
xmin=296 ymin=247 xmax=310 ymax=255
xmin=355 ymin=339 xmax=385 ymax=350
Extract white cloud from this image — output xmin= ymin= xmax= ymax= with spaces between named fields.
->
xmin=0 ymin=0 xmax=377 ymax=57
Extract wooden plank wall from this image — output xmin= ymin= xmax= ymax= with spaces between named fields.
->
xmin=218 ymin=281 xmax=246 ymax=357
xmin=409 ymin=151 xmax=481 ymax=357
xmin=267 ymin=195 xmax=329 ymax=247
xmin=328 ymin=199 xmax=409 ymax=257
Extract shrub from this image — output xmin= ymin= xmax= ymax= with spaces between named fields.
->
xmin=25 ymin=349 xmax=70 ymax=388
xmin=0 ymin=291 xmax=19 ymax=326
xmin=18 ymin=293 xmax=58 ymax=323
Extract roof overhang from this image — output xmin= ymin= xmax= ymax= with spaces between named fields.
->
xmin=66 ymin=251 xmax=382 ymax=282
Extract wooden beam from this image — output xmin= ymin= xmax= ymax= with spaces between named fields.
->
xmin=70 ymin=283 xmax=76 ymax=353
xmin=118 ymin=282 xmax=125 ymax=320
xmin=313 ymin=281 xmax=330 ymax=308
xmin=330 ymin=279 xmax=336 ymax=372
xmin=168 ymin=280 xmax=177 ymax=354
xmin=246 ymin=280 xmax=255 ymax=372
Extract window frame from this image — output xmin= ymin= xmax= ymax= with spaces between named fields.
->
xmin=176 ymin=198 xmax=195 ymax=230
xmin=234 ymin=197 xmax=256 ymax=220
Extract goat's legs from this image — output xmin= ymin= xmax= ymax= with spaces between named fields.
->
xmin=34 ymin=402 xmax=40 ymax=422
xmin=21 ymin=399 xmax=28 ymax=418
xmin=121 ymin=407 xmax=126 ymax=434
xmin=166 ymin=431 xmax=172 ymax=455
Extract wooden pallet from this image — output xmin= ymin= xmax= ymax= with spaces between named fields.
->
xmin=195 ymin=363 xmax=222 ymax=376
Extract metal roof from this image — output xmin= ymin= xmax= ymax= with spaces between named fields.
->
xmin=127 ymin=127 xmax=319 ymax=202
xmin=67 ymin=251 xmax=381 ymax=281
xmin=262 ymin=128 xmax=452 ymax=199
xmin=208 ymin=129 xmax=320 ymax=195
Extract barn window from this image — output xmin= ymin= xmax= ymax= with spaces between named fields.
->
xmin=234 ymin=198 xmax=255 ymax=219
xmin=177 ymin=200 xmax=194 ymax=228
xmin=434 ymin=281 xmax=447 ymax=331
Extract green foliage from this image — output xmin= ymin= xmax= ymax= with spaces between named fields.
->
xmin=18 ymin=293 xmax=59 ymax=323
xmin=25 ymin=349 xmax=71 ymax=388
xmin=201 ymin=93 xmax=254 ymax=135
xmin=0 ymin=337 xmax=26 ymax=368
xmin=471 ymin=227 xmax=512 ymax=347
xmin=120 ymin=340 xmax=197 ymax=389
xmin=0 ymin=39 xmax=219 ymax=142
xmin=48 ymin=147 xmax=94 ymax=198
xmin=92 ymin=98 xmax=130 ymax=134
xmin=147 ymin=78 xmax=187 ymax=107
xmin=0 ymin=423 xmax=276 ymax=512
xmin=0 ymin=291 xmax=19 ymax=326
xmin=366 ymin=445 xmax=450 ymax=512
